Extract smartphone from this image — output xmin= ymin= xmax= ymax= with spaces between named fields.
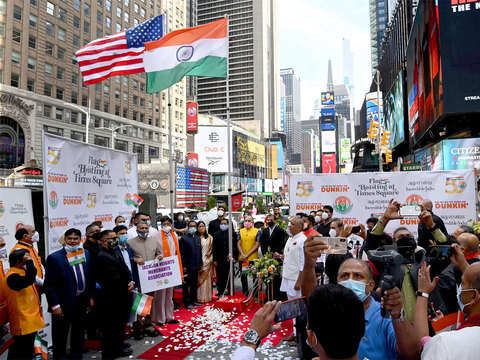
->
xmin=399 ymin=204 xmax=421 ymax=217
xmin=428 ymin=245 xmax=452 ymax=258
xmin=326 ymin=237 xmax=348 ymax=254
xmin=352 ymin=225 xmax=362 ymax=233
xmin=274 ymin=297 xmax=307 ymax=323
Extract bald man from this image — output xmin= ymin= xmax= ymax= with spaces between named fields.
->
xmin=458 ymin=232 xmax=480 ymax=260
xmin=417 ymin=199 xmax=448 ymax=251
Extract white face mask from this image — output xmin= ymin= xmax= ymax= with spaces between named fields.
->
xmin=322 ymin=212 xmax=330 ymax=220
xmin=163 ymin=226 xmax=171 ymax=233
xmin=0 ymin=247 xmax=7 ymax=259
xmin=31 ymin=231 xmax=40 ymax=242
xmin=118 ymin=221 xmax=126 ymax=226
xmin=315 ymin=216 xmax=321 ymax=223
xmin=218 ymin=210 xmax=225 ymax=217
xmin=329 ymin=229 xmax=337 ymax=237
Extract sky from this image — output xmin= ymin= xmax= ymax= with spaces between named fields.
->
xmin=279 ymin=0 xmax=372 ymax=119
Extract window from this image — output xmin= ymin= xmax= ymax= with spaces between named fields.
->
xmin=43 ymin=125 xmax=63 ymax=136
xmin=57 ymin=67 xmax=64 ymax=80
xmin=123 ymin=77 xmax=128 ymax=86
xmin=13 ymin=6 xmax=22 ymax=20
xmin=56 ymin=108 xmax=64 ymax=120
xmin=124 ymin=12 xmax=129 ymax=22
xmin=133 ymin=143 xmax=144 ymax=163
xmin=59 ymin=8 xmax=66 ymax=21
xmin=71 ymin=111 xmax=79 ymax=123
xmin=44 ymin=84 xmax=52 ymax=96
xmin=72 ymin=72 xmax=78 ymax=85
xmin=73 ymin=35 xmax=79 ymax=46
xmin=96 ymin=28 xmax=102 ymax=38
xmin=30 ymin=0 xmax=37 ymax=6
xmin=123 ymin=92 xmax=128 ymax=101
xmin=27 ymin=57 xmax=35 ymax=70
xmin=134 ymin=3 xmax=139 ymax=13
xmin=95 ymin=83 xmax=101 ymax=92
xmin=106 ymin=0 xmax=111 ymax=11
xmin=134 ymin=18 xmax=139 ymax=26
xmin=29 ymin=14 xmax=37 ymax=27
xmin=149 ymin=147 xmax=159 ymax=160
xmin=56 ymin=87 xmax=64 ymax=100
xmin=94 ymin=99 xmax=100 ymax=110
xmin=114 ymin=76 xmax=120 ymax=84
xmin=0 ymin=23 xmax=4 ymax=37
xmin=27 ymin=78 xmax=35 ymax=92
xmin=82 ymin=95 xmax=88 ymax=106
xmin=44 ymin=105 xmax=52 ymax=118
xmin=46 ymin=21 xmax=54 ymax=36
xmin=45 ymin=63 xmax=53 ymax=75
xmin=140 ymin=82 xmax=145 ymax=91
xmin=58 ymin=28 xmax=66 ymax=40
xmin=74 ymin=0 xmax=80 ymax=9
xmin=133 ymin=111 xmax=137 ymax=120
xmin=103 ymin=102 xmax=109 ymax=112
xmin=73 ymin=16 xmax=80 ymax=28
xmin=116 ymin=7 xmax=121 ymax=17
xmin=124 ymin=0 xmax=129 ymax=6
xmin=103 ymin=85 xmax=110 ymax=95
xmin=140 ymin=113 xmax=144 ymax=122
xmin=140 ymin=8 xmax=145 ymax=17
xmin=115 ymin=139 xmax=128 ymax=151
xmin=94 ymin=135 xmax=109 ymax=148
xmin=71 ymin=91 xmax=78 ymax=104
xmin=71 ymin=131 xmax=85 ymax=142
xmin=84 ymin=3 xmax=90 ymax=16
xmin=45 ymin=42 xmax=54 ymax=55
xmin=114 ymin=89 xmax=120 ymax=99
xmin=140 ymin=98 xmax=145 ymax=106
xmin=10 ymin=74 xmax=19 ymax=87
xmin=116 ymin=23 xmax=121 ymax=32
xmin=123 ymin=108 xmax=128 ymax=118
xmin=133 ymin=80 xmax=138 ymax=89
xmin=57 ymin=47 xmax=65 ymax=60
xmin=84 ymin=21 xmax=90 ymax=34
xmin=12 ymin=28 xmax=21 ymax=43
xmin=97 ymin=10 xmax=103 ymax=22
xmin=133 ymin=95 xmax=138 ymax=104
xmin=97 ymin=0 xmax=103 ymax=5
xmin=29 ymin=35 xmax=36 ymax=48
xmin=106 ymin=16 xmax=111 ymax=28
xmin=115 ymin=105 xmax=120 ymax=116
xmin=11 ymin=51 xmax=20 ymax=65
xmin=46 ymin=1 xmax=55 ymax=15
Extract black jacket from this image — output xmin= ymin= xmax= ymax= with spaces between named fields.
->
xmin=180 ymin=233 xmax=203 ymax=272
xmin=417 ymin=212 xmax=448 ymax=250
xmin=315 ymin=221 xmax=332 ymax=237
xmin=208 ymin=218 xmax=223 ymax=236
xmin=96 ymin=247 xmax=132 ymax=298
xmin=212 ymin=230 xmax=236 ymax=265
xmin=259 ymin=225 xmax=287 ymax=255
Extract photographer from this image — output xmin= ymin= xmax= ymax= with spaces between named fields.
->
xmin=417 ymin=199 xmax=448 ymax=251
xmin=302 ymin=236 xmax=420 ymax=360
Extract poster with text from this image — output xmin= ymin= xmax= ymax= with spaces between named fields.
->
xmin=290 ymin=170 xmax=476 ymax=237
xmin=194 ymin=126 xmax=228 ymax=173
xmin=43 ymin=134 xmax=138 ymax=254
xmin=138 ymin=257 xmax=182 ymax=293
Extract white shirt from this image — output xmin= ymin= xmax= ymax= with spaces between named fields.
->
xmin=421 ymin=326 xmax=480 ymax=360
xmin=231 ymin=346 xmax=255 ymax=360
xmin=118 ymin=246 xmax=132 ymax=273
xmin=280 ymin=232 xmax=306 ymax=298
xmin=127 ymin=226 xmax=159 ymax=240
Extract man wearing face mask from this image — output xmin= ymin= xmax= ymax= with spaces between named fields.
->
xmin=12 ymin=226 xmax=44 ymax=288
xmin=96 ymin=230 xmax=135 ymax=359
xmin=180 ymin=221 xmax=203 ymax=309
xmin=302 ymin=215 xmax=320 ymax=238
xmin=44 ymin=228 xmax=95 ymax=360
xmin=128 ymin=221 xmax=164 ymax=334
xmin=208 ymin=205 xmax=226 ymax=235
xmin=416 ymin=247 xmax=480 ymax=359
xmin=174 ymin=213 xmax=188 ymax=236
xmin=315 ymin=206 xmax=334 ymax=237
xmin=212 ymin=218 xmax=236 ymax=296
xmin=127 ymin=212 xmax=159 ymax=240
xmin=114 ymin=215 xmax=127 ymax=227
xmin=238 ymin=215 xmax=261 ymax=296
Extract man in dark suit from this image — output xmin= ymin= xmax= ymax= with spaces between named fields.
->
xmin=180 ymin=221 xmax=203 ymax=309
xmin=96 ymin=230 xmax=135 ymax=359
xmin=208 ymin=205 xmax=226 ymax=236
xmin=259 ymin=214 xmax=287 ymax=300
xmin=212 ymin=218 xmax=236 ymax=297
xmin=417 ymin=199 xmax=448 ymax=251
xmin=44 ymin=228 xmax=94 ymax=360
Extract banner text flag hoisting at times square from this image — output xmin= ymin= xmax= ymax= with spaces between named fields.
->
xmin=289 ymin=170 xmax=476 ymax=237
xmin=43 ymin=134 xmax=138 ymax=254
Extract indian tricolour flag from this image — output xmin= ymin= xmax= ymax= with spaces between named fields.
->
xmin=144 ymin=18 xmax=227 ymax=93
xmin=66 ymin=249 xmax=86 ymax=266
xmin=34 ymin=334 xmax=48 ymax=360
xmin=131 ymin=292 xmax=153 ymax=317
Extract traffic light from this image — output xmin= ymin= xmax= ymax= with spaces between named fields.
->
xmin=385 ymin=149 xmax=393 ymax=164
xmin=380 ymin=130 xmax=391 ymax=147
xmin=367 ymin=119 xmax=380 ymax=139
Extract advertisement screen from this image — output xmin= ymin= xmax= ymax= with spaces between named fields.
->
xmin=321 ymin=131 xmax=336 ymax=153
xmin=194 ymin=126 xmax=228 ymax=173
xmin=321 ymin=115 xmax=336 ymax=131
xmin=442 ymin=138 xmax=480 ymax=171
xmin=384 ymin=72 xmax=405 ymax=148
xmin=365 ymin=92 xmax=383 ymax=133
xmin=321 ymin=92 xmax=335 ymax=105
xmin=322 ymin=153 xmax=337 ymax=173
xmin=321 ymin=107 xmax=335 ymax=116
xmin=186 ymin=101 xmax=198 ymax=133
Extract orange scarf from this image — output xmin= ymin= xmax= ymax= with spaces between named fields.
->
xmin=161 ymin=230 xmax=184 ymax=280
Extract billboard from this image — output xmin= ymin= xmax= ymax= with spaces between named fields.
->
xmin=322 ymin=153 xmax=337 ymax=173
xmin=384 ymin=71 xmax=405 ymax=148
xmin=271 ymin=140 xmax=284 ymax=170
xmin=176 ymin=167 xmax=209 ymax=208
xmin=280 ymin=97 xmax=286 ymax=131
xmin=340 ymin=138 xmax=351 ymax=164
xmin=321 ymin=131 xmax=336 ymax=153
xmin=321 ymin=107 xmax=335 ymax=116
xmin=315 ymin=137 xmax=321 ymax=168
xmin=186 ymin=101 xmax=198 ymax=133
xmin=321 ymin=91 xmax=335 ymax=105
xmin=321 ymin=115 xmax=336 ymax=131
xmin=366 ymin=92 xmax=383 ymax=133
xmin=442 ymin=138 xmax=480 ymax=171
xmin=271 ymin=144 xmax=278 ymax=179
xmin=187 ymin=153 xmax=199 ymax=168
xmin=194 ymin=126 xmax=229 ymax=173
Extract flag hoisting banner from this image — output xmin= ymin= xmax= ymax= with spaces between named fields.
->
xmin=144 ymin=18 xmax=228 ymax=93
xmin=43 ymin=133 xmax=138 ymax=254
xmin=289 ymin=170 xmax=476 ymax=237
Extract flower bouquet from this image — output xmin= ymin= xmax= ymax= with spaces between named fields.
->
xmin=248 ymin=249 xmax=282 ymax=303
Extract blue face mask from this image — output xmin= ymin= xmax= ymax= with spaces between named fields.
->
xmin=137 ymin=231 xmax=148 ymax=238
xmin=340 ymin=279 xmax=369 ymax=302
xmin=146 ymin=220 xmax=151 ymax=226
xmin=119 ymin=234 xmax=128 ymax=245
xmin=188 ymin=227 xmax=197 ymax=234
xmin=220 ymin=224 xmax=228 ymax=231
xmin=65 ymin=244 xmax=80 ymax=253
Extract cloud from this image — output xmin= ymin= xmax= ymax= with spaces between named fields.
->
xmin=279 ymin=0 xmax=372 ymax=117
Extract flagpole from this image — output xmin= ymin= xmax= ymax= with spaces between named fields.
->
xmin=166 ymin=11 xmax=175 ymax=224
xmin=225 ymin=15 xmax=234 ymax=296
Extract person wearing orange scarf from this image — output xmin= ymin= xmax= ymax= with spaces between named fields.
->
xmin=154 ymin=216 xmax=183 ymax=325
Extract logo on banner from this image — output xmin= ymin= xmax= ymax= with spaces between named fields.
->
xmin=63 ymin=195 xmax=83 ymax=206
xmin=435 ymin=201 xmax=468 ymax=210
xmin=50 ymin=217 xmax=68 ymax=228
xmin=296 ymin=181 xmax=314 ymax=197
xmin=405 ymin=194 xmax=423 ymax=205
xmin=16 ymin=222 xmax=25 ymax=231
xmin=380 ymin=179 xmax=390 ymax=184
xmin=0 ymin=201 xmax=4 ymax=219
xmin=47 ymin=172 xmax=68 ymax=183
xmin=445 ymin=176 xmax=466 ymax=194
xmin=95 ymin=214 xmax=113 ymax=223
xmin=47 ymin=146 xmax=62 ymax=165
xmin=87 ymin=193 xmax=97 ymax=208
xmin=334 ymin=196 xmax=353 ymax=214
xmin=49 ymin=191 xmax=59 ymax=209
xmin=125 ymin=160 xmax=132 ymax=175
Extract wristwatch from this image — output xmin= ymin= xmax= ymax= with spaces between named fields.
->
xmin=416 ymin=291 xmax=429 ymax=299
xmin=392 ymin=308 xmax=406 ymax=323
xmin=243 ymin=329 xmax=261 ymax=347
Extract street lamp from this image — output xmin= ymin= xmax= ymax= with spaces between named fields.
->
xmin=63 ymin=99 xmax=90 ymax=144
xmin=96 ymin=124 xmax=132 ymax=149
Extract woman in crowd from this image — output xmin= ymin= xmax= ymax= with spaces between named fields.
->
xmin=197 ymin=221 xmax=214 ymax=303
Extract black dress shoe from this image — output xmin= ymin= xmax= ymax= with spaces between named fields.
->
xmin=166 ymin=319 xmax=179 ymax=324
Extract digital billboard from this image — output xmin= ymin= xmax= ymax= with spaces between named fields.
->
xmin=365 ymin=92 xmax=383 ymax=133
xmin=186 ymin=102 xmax=198 ymax=133
xmin=384 ymin=72 xmax=405 ymax=148
xmin=321 ymin=131 xmax=336 ymax=153
xmin=321 ymin=107 xmax=335 ymax=116
xmin=322 ymin=153 xmax=337 ymax=173
xmin=321 ymin=115 xmax=336 ymax=131
xmin=321 ymin=92 xmax=335 ymax=106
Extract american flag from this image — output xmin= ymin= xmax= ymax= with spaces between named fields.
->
xmin=176 ymin=167 xmax=210 ymax=208
xmin=76 ymin=15 xmax=164 ymax=85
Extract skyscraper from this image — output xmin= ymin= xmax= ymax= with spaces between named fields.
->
xmin=369 ymin=0 xmax=389 ymax=75
xmin=280 ymin=68 xmax=301 ymax=163
xmin=342 ymin=38 xmax=354 ymax=109
xmin=0 ymin=0 xmax=187 ymax=172
xmin=327 ymin=59 xmax=334 ymax=92
xmin=197 ymin=0 xmax=280 ymax=139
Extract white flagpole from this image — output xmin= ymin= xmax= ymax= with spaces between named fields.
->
xmin=166 ymin=11 xmax=175 ymax=223
xmin=225 ymin=15 xmax=234 ymax=296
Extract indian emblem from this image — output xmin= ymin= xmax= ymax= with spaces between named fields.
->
xmin=176 ymin=45 xmax=194 ymax=62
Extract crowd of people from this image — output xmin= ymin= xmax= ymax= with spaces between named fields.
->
xmin=1 ymin=198 xmax=480 ymax=360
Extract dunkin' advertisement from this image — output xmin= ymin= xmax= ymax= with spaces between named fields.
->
xmin=290 ymin=170 xmax=476 ymax=237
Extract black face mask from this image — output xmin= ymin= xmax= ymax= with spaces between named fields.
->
xmin=268 ymin=221 xmax=275 ymax=227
